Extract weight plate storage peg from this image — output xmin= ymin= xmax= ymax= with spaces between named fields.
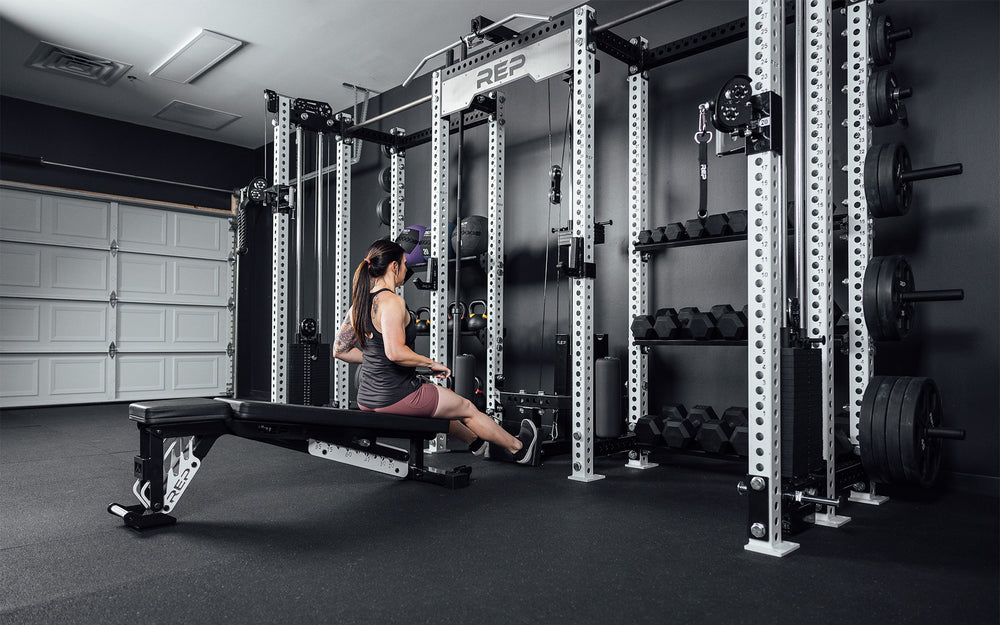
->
xmin=864 ymin=143 xmax=963 ymax=218
xmin=862 ymin=255 xmax=964 ymax=341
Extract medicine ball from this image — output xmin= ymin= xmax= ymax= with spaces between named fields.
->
xmin=396 ymin=225 xmax=427 ymax=265
xmin=451 ymin=215 xmax=488 ymax=256
xmin=420 ymin=222 xmax=457 ymax=261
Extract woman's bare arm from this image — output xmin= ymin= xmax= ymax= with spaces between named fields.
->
xmin=333 ymin=307 xmax=363 ymax=364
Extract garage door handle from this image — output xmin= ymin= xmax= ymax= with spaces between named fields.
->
xmin=109 ymin=342 xmax=117 ymax=359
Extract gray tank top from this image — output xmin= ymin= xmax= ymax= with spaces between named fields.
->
xmin=356 ymin=289 xmax=421 ymax=408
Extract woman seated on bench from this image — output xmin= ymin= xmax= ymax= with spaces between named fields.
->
xmin=333 ymin=239 xmax=538 ymax=464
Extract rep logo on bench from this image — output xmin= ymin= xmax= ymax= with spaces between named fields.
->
xmin=476 ymin=54 xmax=526 ymax=89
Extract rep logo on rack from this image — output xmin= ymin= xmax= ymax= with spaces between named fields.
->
xmin=476 ymin=54 xmax=526 ymax=89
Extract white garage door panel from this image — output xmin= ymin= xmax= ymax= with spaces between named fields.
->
xmin=0 ymin=358 xmax=40 ymax=397
xmin=118 ymin=253 xmax=228 ymax=306
xmin=0 ymin=242 xmax=110 ymax=300
xmin=0 ymin=189 xmax=111 ymax=248
xmin=0 ymin=184 xmax=233 ymax=407
xmin=0 ymin=299 xmax=109 ymax=352
xmin=0 ymin=354 xmax=113 ymax=407
xmin=116 ymin=353 xmax=227 ymax=400
xmin=118 ymin=206 xmax=229 ymax=260
xmin=117 ymin=304 xmax=228 ymax=352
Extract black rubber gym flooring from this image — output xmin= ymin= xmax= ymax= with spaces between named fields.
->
xmin=2 ymin=402 xmax=997 ymax=625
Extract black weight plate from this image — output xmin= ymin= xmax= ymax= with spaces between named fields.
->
xmin=858 ymin=375 xmax=888 ymax=481
xmin=864 ymin=144 xmax=888 ymax=216
xmin=871 ymin=15 xmax=894 ymax=66
xmin=379 ymin=167 xmax=392 ymax=192
xmin=868 ymin=70 xmax=898 ymax=127
xmin=894 ymin=143 xmax=913 ymax=216
xmin=878 ymin=255 xmax=915 ymax=341
xmin=885 ymin=376 xmax=911 ymax=483
xmin=376 ymin=197 xmax=392 ymax=226
xmin=875 ymin=255 xmax=902 ymax=340
xmin=879 ymin=142 xmax=905 ymax=217
xmin=899 ymin=377 xmax=942 ymax=486
xmin=870 ymin=375 xmax=897 ymax=484
xmin=863 ymin=256 xmax=887 ymax=340
xmin=919 ymin=379 xmax=943 ymax=488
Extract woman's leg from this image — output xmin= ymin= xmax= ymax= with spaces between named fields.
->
xmin=447 ymin=419 xmax=477 ymax=445
xmin=432 ymin=386 xmax=523 ymax=454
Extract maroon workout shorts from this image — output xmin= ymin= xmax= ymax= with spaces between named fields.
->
xmin=358 ymin=383 xmax=440 ymax=417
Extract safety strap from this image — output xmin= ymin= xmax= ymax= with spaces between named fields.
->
xmin=695 ymin=103 xmax=713 ymax=220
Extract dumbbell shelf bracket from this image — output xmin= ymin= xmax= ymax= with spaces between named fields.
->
xmin=635 ymin=339 xmax=749 ymax=347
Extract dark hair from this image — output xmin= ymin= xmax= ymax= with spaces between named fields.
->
xmin=351 ymin=239 xmax=406 ymax=348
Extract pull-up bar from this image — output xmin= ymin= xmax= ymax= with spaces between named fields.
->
xmin=348 ymin=95 xmax=432 ymax=132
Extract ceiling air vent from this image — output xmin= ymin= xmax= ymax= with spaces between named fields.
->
xmin=25 ymin=41 xmax=132 ymax=86
xmin=154 ymin=100 xmax=241 ymax=131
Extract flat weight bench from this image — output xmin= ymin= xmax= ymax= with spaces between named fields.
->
xmin=108 ymin=398 xmax=472 ymax=531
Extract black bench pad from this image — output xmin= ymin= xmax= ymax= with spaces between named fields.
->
xmin=129 ymin=398 xmax=231 ymax=424
xmin=223 ymin=399 xmax=449 ymax=435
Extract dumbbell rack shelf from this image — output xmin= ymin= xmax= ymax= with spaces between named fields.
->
xmin=635 ymin=339 xmax=748 ymax=347
xmin=634 ymin=233 xmax=748 ymax=251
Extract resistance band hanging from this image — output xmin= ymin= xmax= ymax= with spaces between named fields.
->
xmin=694 ymin=103 xmax=713 ymax=220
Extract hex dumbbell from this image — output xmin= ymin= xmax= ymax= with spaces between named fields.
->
xmin=634 ymin=414 xmax=665 ymax=446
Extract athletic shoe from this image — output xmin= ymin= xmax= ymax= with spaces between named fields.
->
xmin=469 ymin=437 xmax=488 ymax=456
xmin=514 ymin=419 xmax=539 ymax=465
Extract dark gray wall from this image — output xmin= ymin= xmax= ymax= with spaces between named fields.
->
xmin=0 ymin=96 xmax=260 ymax=210
xmin=328 ymin=1 xmax=998 ymax=483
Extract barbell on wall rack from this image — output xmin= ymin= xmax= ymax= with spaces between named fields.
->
xmin=864 ymin=142 xmax=963 ymax=218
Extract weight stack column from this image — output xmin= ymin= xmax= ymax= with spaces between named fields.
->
xmin=844 ymin=0 xmax=886 ymax=506
xmin=427 ymin=69 xmax=450 ymax=453
xmin=744 ymin=0 xmax=797 ymax=558
xmin=332 ymin=114 xmax=353 ymax=408
xmin=626 ymin=38 xmax=656 ymax=470
xmin=390 ymin=126 xmax=406 ymax=288
xmin=567 ymin=5 xmax=602 ymax=483
xmin=803 ymin=0 xmax=850 ymax=527
xmin=270 ymin=96 xmax=292 ymax=404
xmin=486 ymin=93 xmax=505 ymax=416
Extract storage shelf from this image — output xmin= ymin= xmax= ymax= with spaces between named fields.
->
xmin=634 ymin=339 xmax=748 ymax=347
xmin=634 ymin=233 xmax=747 ymax=251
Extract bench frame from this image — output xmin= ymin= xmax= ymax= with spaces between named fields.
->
xmin=109 ymin=399 xmax=471 ymax=531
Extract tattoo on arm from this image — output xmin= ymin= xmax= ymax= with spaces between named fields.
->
xmin=334 ymin=323 xmax=358 ymax=354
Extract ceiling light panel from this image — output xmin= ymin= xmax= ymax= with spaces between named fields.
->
xmin=150 ymin=29 xmax=244 ymax=84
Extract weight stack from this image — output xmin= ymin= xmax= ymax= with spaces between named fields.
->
xmin=288 ymin=343 xmax=331 ymax=406
xmin=780 ymin=347 xmax=823 ymax=480
xmin=595 ymin=357 xmax=623 ymax=438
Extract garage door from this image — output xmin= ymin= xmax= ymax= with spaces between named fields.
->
xmin=0 ymin=184 xmax=234 ymax=407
